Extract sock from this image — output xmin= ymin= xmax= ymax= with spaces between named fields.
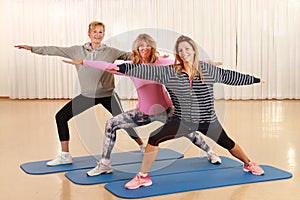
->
xmin=61 ymin=151 xmax=70 ymax=157
xmin=101 ymin=158 xmax=111 ymax=165
xmin=139 ymin=172 xmax=148 ymax=177
xmin=207 ymin=149 xmax=213 ymax=155
xmin=140 ymin=144 xmax=146 ymax=150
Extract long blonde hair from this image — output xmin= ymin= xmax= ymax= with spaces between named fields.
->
xmin=131 ymin=34 xmax=159 ymax=64
xmin=174 ymin=35 xmax=204 ymax=82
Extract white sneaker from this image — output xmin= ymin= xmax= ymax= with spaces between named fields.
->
xmin=46 ymin=153 xmax=72 ymax=166
xmin=86 ymin=161 xmax=113 ymax=176
xmin=207 ymin=151 xmax=222 ymax=164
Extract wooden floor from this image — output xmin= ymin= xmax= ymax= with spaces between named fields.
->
xmin=1 ymin=98 xmax=299 ymax=200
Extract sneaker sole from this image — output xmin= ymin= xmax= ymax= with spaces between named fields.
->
xmin=86 ymin=169 xmax=113 ymax=177
xmin=210 ymin=161 xmax=222 ymax=165
xmin=243 ymin=168 xmax=264 ymax=176
xmin=125 ymin=181 xmax=153 ymax=190
xmin=208 ymin=158 xmax=222 ymax=165
xmin=46 ymin=161 xmax=73 ymax=166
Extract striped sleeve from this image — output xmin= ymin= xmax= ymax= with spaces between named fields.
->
xmin=202 ymin=62 xmax=260 ymax=85
xmin=118 ymin=63 xmax=174 ymax=84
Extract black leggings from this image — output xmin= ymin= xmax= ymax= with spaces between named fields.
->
xmin=55 ymin=93 xmax=139 ymax=141
xmin=148 ymin=117 xmax=235 ymax=150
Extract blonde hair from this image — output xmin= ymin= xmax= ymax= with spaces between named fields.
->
xmin=88 ymin=21 xmax=105 ymax=33
xmin=174 ymin=35 xmax=204 ymax=81
xmin=131 ymin=34 xmax=159 ymax=64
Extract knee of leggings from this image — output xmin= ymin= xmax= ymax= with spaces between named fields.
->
xmin=55 ymin=112 xmax=63 ymax=123
xmin=55 ymin=110 xmax=71 ymax=123
xmin=105 ymin=118 xmax=117 ymax=130
xmin=105 ymin=119 xmax=119 ymax=135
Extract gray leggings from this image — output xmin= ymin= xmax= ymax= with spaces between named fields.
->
xmin=102 ymin=108 xmax=211 ymax=159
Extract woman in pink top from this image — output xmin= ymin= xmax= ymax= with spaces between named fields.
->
xmin=64 ymin=34 xmax=221 ymax=176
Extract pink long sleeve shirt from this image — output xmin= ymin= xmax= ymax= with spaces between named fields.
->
xmin=83 ymin=57 xmax=174 ymax=115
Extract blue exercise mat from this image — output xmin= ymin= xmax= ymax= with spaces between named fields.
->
xmin=65 ymin=156 xmax=242 ymax=185
xmin=20 ymin=148 xmax=183 ymax=175
xmin=105 ymin=165 xmax=292 ymax=199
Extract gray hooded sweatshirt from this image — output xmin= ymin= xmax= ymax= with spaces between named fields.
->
xmin=31 ymin=43 xmax=131 ymax=98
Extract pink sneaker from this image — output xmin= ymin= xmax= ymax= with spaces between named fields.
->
xmin=243 ymin=162 xmax=264 ymax=175
xmin=124 ymin=173 xmax=152 ymax=189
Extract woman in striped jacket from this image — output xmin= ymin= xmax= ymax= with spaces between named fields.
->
xmin=114 ymin=35 xmax=265 ymax=189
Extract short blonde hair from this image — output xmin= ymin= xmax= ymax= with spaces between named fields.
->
xmin=88 ymin=21 xmax=105 ymax=33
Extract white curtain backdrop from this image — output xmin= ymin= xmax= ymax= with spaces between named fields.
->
xmin=8 ymin=0 xmax=300 ymax=99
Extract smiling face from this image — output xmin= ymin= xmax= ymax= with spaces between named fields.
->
xmin=177 ymin=41 xmax=195 ymax=65
xmin=138 ymin=40 xmax=152 ymax=62
xmin=88 ymin=25 xmax=105 ymax=46
xmin=174 ymin=35 xmax=202 ymax=80
xmin=132 ymin=34 xmax=158 ymax=64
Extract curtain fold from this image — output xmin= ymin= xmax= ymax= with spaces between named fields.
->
xmin=8 ymin=0 xmax=300 ymax=99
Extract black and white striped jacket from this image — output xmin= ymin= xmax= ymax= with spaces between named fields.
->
xmin=118 ymin=62 xmax=260 ymax=123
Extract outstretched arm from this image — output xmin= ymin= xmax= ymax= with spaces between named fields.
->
xmin=203 ymin=62 xmax=261 ymax=85
xmin=63 ymin=59 xmax=123 ymax=75
xmin=16 ymin=44 xmax=77 ymax=59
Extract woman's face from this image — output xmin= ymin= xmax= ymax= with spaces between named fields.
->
xmin=178 ymin=41 xmax=195 ymax=64
xmin=88 ymin=25 xmax=105 ymax=45
xmin=138 ymin=40 xmax=152 ymax=61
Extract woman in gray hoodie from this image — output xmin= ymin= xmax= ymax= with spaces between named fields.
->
xmin=15 ymin=21 xmax=142 ymax=166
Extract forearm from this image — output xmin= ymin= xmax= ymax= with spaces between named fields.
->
xmin=31 ymin=46 xmax=73 ymax=58
xmin=83 ymin=60 xmax=116 ymax=70
xmin=205 ymin=63 xmax=261 ymax=85
xmin=222 ymin=70 xmax=260 ymax=85
xmin=118 ymin=63 xmax=167 ymax=83
xmin=83 ymin=60 xmax=123 ymax=75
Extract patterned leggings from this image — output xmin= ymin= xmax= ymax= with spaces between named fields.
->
xmin=102 ymin=108 xmax=211 ymax=159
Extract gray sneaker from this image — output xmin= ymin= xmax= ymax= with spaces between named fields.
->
xmin=46 ymin=153 xmax=72 ymax=166
xmin=207 ymin=151 xmax=222 ymax=164
xmin=86 ymin=161 xmax=113 ymax=176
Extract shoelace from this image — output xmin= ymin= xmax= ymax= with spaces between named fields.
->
xmin=134 ymin=174 xmax=143 ymax=183
xmin=58 ymin=154 xmax=67 ymax=160
xmin=93 ymin=162 xmax=102 ymax=170
xmin=246 ymin=163 xmax=257 ymax=170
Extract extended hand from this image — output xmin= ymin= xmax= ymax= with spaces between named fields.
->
xmin=63 ymin=60 xmax=83 ymax=65
xmin=160 ymin=54 xmax=169 ymax=58
xmin=106 ymin=66 xmax=119 ymax=71
xmin=209 ymin=61 xmax=222 ymax=66
xmin=14 ymin=45 xmax=32 ymax=51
